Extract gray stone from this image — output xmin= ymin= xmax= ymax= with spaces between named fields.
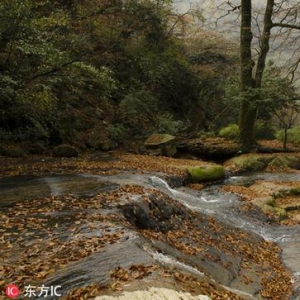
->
xmin=144 ymin=134 xmax=176 ymax=157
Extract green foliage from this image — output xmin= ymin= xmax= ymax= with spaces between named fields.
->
xmin=219 ymin=124 xmax=239 ymax=139
xmin=155 ymin=113 xmax=185 ymax=135
xmin=197 ymin=131 xmax=216 ymax=138
xmin=254 ymin=121 xmax=275 ymax=140
xmin=276 ymin=127 xmax=300 ymax=145
xmin=0 ymin=0 xmax=239 ymax=145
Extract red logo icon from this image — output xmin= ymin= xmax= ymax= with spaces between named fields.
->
xmin=5 ymin=284 xmax=20 ymax=299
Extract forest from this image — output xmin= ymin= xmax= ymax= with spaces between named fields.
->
xmin=2 ymin=2 xmax=300 ymax=300
xmin=1 ymin=0 xmax=299 ymax=156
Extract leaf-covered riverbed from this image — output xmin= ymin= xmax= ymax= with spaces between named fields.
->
xmin=0 ymin=152 xmax=298 ymax=300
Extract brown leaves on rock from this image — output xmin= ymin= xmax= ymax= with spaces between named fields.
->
xmin=0 ymin=191 xmax=127 ymax=293
xmin=111 ymin=265 xmax=158 ymax=282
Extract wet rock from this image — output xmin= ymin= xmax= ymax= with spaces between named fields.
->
xmin=53 ymin=144 xmax=79 ymax=157
xmin=122 ymin=203 xmax=159 ymax=230
xmin=121 ymin=194 xmax=188 ymax=232
xmin=144 ymin=134 xmax=176 ymax=157
xmin=165 ymin=175 xmax=184 ymax=188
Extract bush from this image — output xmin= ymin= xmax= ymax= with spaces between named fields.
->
xmin=276 ymin=127 xmax=300 ymax=145
xmin=154 ymin=113 xmax=185 ymax=135
xmin=254 ymin=121 xmax=275 ymax=140
xmin=219 ymin=124 xmax=239 ymax=139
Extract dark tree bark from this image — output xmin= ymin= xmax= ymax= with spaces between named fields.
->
xmin=239 ymin=0 xmax=274 ymax=152
xmin=239 ymin=0 xmax=256 ymax=152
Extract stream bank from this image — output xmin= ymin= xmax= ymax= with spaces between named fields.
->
xmin=0 ymin=152 xmax=299 ymax=299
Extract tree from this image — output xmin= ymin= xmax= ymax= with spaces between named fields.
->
xmin=221 ymin=0 xmax=300 ymax=151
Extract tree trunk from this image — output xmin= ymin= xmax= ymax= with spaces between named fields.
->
xmin=239 ymin=0 xmax=274 ymax=152
xmin=239 ymin=0 xmax=256 ymax=152
xmin=283 ymin=127 xmax=288 ymax=149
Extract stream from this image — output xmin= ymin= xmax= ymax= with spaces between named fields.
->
xmin=1 ymin=171 xmax=300 ymax=299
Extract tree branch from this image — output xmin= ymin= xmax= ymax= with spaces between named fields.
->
xmin=272 ymin=22 xmax=300 ymax=30
xmin=29 ymin=59 xmax=80 ymax=82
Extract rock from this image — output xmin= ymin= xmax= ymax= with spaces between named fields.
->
xmin=269 ymin=155 xmax=300 ymax=169
xmin=53 ymin=144 xmax=79 ymax=157
xmin=186 ymin=165 xmax=225 ymax=183
xmin=225 ymin=154 xmax=300 ymax=173
xmin=225 ymin=154 xmax=272 ymax=172
xmin=144 ymin=134 xmax=176 ymax=157
xmin=122 ymin=203 xmax=159 ymax=230
xmin=121 ymin=194 xmax=188 ymax=232
xmin=95 ymin=287 xmax=212 ymax=300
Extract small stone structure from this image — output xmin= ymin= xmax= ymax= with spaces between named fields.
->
xmin=144 ymin=134 xmax=176 ymax=157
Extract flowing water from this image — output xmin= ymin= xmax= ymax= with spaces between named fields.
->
xmin=1 ymin=171 xmax=300 ymax=299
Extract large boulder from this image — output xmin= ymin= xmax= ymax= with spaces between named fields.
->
xmin=53 ymin=144 xmax=79 ymax=157
xmin=186 ymin=165 xmax=225 ymax=183
xmin=144 ymin=134 xmax=176 ymax=157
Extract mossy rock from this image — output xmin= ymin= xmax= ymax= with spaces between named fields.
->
xmin=53 ymin=144 xmax=79 ymax=157
xmin=226 ymin=155 xmax=272 ymax=172
xmin=187 ymin=165 xmax=225 ymax=183
xmin=269 ymin=155 xmax=300 ymax=170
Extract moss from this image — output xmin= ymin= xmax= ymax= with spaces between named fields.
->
xmin=219 ymin=124 xmax=239 ymax=140
xmin=265 ymin=197 xmax=276 ymax=207
xmin=269 ymin=156 xmax=300 ymax=169
xmin=289 ymin=187 xmax=300 ymax=196
xmin=187 ymin=165 xmax=225 ymax=183
xmin=273 ymin=207 xmax=288 ymax=219
xmin=264 ymin=198 xmax=288 ymax=220
xmin=229 ymin=155 xmax=269 ymax=171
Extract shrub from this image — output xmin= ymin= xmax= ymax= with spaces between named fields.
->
xmin=276 ymin=127 xmax=300 ymax=145
xmin=254 ymin=121 xmax=275 ymax=140
xmin=154 ymin=113 xmax=185 ymax=135
xmin=219 ymin=124 xmax=239 ymax=139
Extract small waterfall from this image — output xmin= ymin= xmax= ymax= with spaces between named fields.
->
xmin=148 ymin=175 xmax=300 ymax=297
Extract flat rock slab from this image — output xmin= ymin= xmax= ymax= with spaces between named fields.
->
xmin=95 ymin=287 xmax=211 ymax=300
